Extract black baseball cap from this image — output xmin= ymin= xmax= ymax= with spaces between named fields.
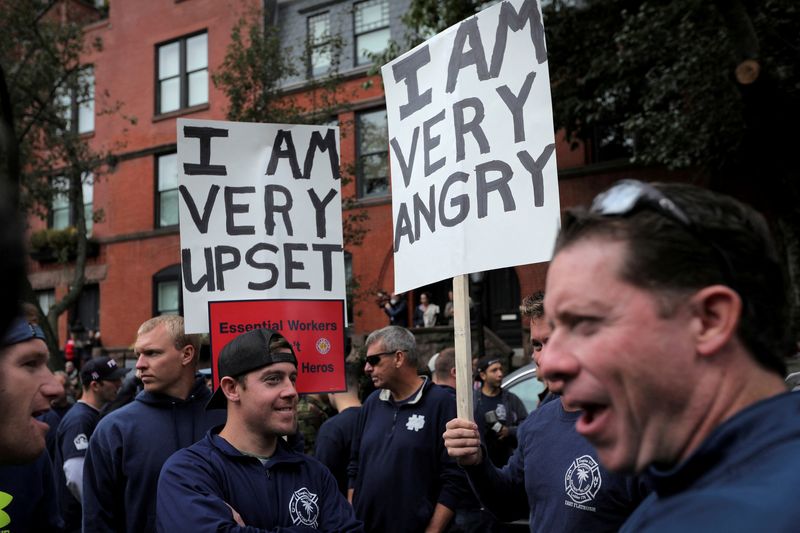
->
xmin=206 ymin=328 xmax=298 ymax=410
xmin=80 ymin=356 xmax=127 ymax=385
xmin=477 ymin=356 xmax=501 ymax=373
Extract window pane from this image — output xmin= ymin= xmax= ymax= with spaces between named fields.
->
xmin=159 ymin=77 xmax=180 ymax=113
xmin=158 ymin=42 xmax=180 ymax=79
xmin=311 ymin=47 xmax=331 ymax=76
xmin=37 ymin=290 xmax=55 ymax=316
xmin=308 ymin=13 xmax=329 ymax=44
xmin=158 ymin=153 xmax=178 ymax=191
xmin=157 ymin=280 xmax=180 ymax=315
xmin=360 ymin=153 xmax=389 ymax=196
xmin=78 ymin=99 xmax=94 ymax=133
xmin=56 ymin=87 xmax=72 ymax=130
xmin=52 ymin=189 xmax=69 ymax=210
xmin=358 ymin=109 xmax=388 ymax=153
xmin=79 ymin=68 xmax=95 ymax=101
xmin=82 ymin=176 xmax=93 ymax=205
xmin=355 ymin=0 xmax=389 ymax=33
xmin=53 ymin=208 xmax=70 ymax=230
xmin=188 ymin=70 xmax=208 ymax=107
xmin=82 ymin=177 xmax=93 ymax=234
xmin=186 ymin=33 xmax=207 ymax=71
xmin=356 ymin=28 xmax=390 ymax=65
xmin=160 ymin=189 xmax=179 ymax=227
xmin=85 ymin=204 xmax=93 ymax=234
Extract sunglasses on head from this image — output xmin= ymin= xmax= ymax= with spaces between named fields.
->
xmin=365 ymin=350 xmax=398 ymax=367
xmin=587 ymin=179 xmax=736 ymax=287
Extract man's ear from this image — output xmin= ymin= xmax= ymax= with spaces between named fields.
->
xmin=180 ymin=344 xmax=195 ymax=367
xmin=450 ymin=367 xmax=457 ymax=379
xmin=220 ymin=376 xmax=240 ymax=403
xmin=689 ymin=285 xmax=742 ymax=357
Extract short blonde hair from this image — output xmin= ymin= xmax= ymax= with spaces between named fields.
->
xmin=137 ymin=315 xmax=201 ymax=357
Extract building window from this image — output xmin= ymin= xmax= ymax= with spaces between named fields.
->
xmin=157 ymin=32 xmax=208 ymax=114
xmin=156 ymin=153 xmax=179 ymax=227
xmin=356 ymin=108 xmax=389 ymax=198
xmin=51 ymin=179 xmax=71 ymax=230
xmin=50 ymin=174 xmax=94 ymax=234
xmin=57 ymin=67 xmax=94 ymax=134
xmin=36 ymin=289 xmax=55 ymax=316
xmin=587 ymin=123 xmax=635 ymax=164
xmin=307 ymin=12 xmax=331 ymax=77
xmin=153 ymin=264 xmax=182 ymax=316
xmin=353 ymin=0 xmax=389 ymax=66
xmin=83 ymin=178 xmax=94 ymax=234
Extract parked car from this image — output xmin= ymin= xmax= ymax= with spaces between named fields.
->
xmin=501 ymin=362 xmax=546 ymax=413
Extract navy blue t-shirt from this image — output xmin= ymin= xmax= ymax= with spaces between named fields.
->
xmin=56 ymin=401 xmax=101 ymax=531
xmin=315 ymin=406 xmax=360 ymax=495
xmin=466 ymin=399 xmax=648 ymax=531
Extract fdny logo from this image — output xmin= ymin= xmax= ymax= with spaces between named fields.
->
xmin=406 ymin=414 xmax=425 ymax=432
xmin=564 ymin=455 xmax=601 ymax=506
xmin=315 ymin=338 xmax=331 ymax=355
xmin=74 ymin=434 xmax=89 ymax=451
xmin=289 ymin=487 xmax=319 ymax=528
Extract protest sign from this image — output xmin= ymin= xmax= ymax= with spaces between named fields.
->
xmin=381 ymin=0 xmax=560 ymax=293
xmin=177 ymin=119 xmax=346 ymax=334
xmin=208 ymin=300 xmax=346 ymax=394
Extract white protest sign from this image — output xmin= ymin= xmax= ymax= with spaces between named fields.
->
xmin=177 ymin=119 xmax=346 ymax=333
xmin=382 ymin=0 xmax=560 ymax=293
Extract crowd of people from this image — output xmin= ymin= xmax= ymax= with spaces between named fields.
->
xmin=2 ymin=181 xmax=800 ymax=531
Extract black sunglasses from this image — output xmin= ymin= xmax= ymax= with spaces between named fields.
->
xmin=365 ymin=350 xmax=398 ymax=367
xmin=588 ymin=179 xmax=737 ymax=287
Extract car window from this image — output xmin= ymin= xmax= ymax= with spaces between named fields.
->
xmin=506 ymin=373 xmax=546 ymax=414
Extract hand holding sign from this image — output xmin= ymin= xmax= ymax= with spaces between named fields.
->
xmin=382 ymin=0 xmax=560 ymax=293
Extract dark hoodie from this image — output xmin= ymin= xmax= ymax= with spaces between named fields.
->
xmin=83 ymin=377 xmax=226 ymax=533
xmin=157 ymin=429 xmax=363 ymax=532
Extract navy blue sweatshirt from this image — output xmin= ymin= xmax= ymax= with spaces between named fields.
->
xmin=623 ymin=392 xmax=800 ymax=532
xmin=465 ymin=398 xmax=647 ymax=531
xmin=315 ymin=406 xmax=360 ymax=496
xmin=348 ymin=378 xmax=467 ymax=533
xmin=82 ymin=378 xmax=226 ymax=533
xmin=157 ymin=429 xmax=363 ymax=532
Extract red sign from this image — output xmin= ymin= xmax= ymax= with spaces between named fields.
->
xmin=208 ymin=299 xmax=346 ymax=394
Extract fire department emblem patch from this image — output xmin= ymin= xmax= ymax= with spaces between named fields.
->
xmin=289 ymin=487 xmax=319 ymax=527
xmin=564 ymin=454 xmax=601 ymax=505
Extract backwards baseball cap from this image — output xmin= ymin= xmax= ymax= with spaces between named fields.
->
xmin=1 ymin=316 xmax=46 ymax=348
xmin=477 ymin=355 xmax=501 ymax=373
xmin=206 ymin=328 xmax=298 ymax=410
xmin=80 ymin=356 xmax=127 ymax=386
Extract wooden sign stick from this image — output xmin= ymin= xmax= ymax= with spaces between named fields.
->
xmin=453 ymin=274 xmax=474 ymax=421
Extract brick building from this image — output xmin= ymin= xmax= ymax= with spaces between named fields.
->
xmin=27 ymin=0 xmax=677 ymax=361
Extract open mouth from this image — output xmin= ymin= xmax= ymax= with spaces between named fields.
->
xmin=576 ymin=402 xmax=610 ymax=438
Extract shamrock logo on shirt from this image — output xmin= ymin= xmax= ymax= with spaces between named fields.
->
xmin=406 ymin=414 xmax=425 ymax=431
